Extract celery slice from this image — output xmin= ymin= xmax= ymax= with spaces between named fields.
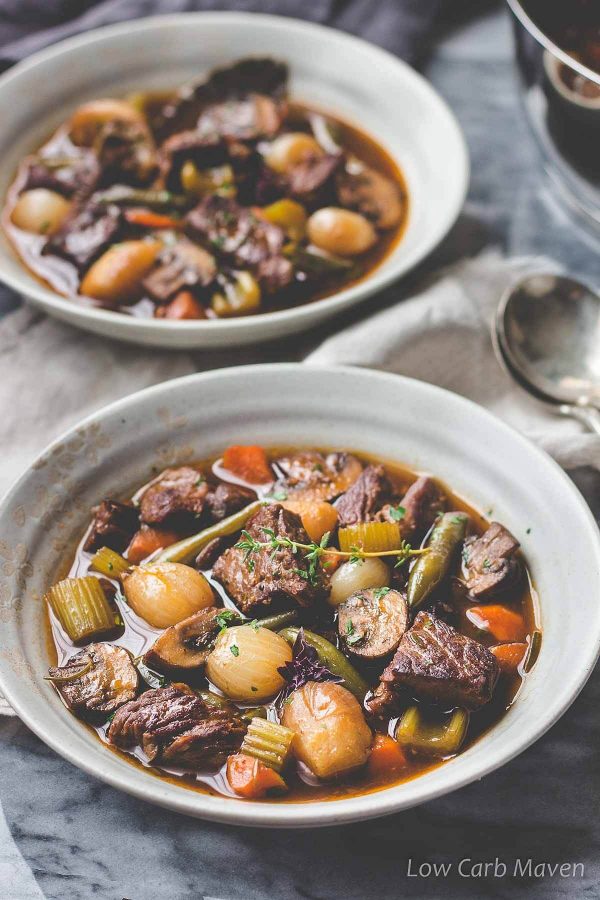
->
xmin=241 ymin=717 xmax=295 ymax=772
xmin=338 ymin=522 xmax=401 ymax=554
xmin=46 ymin=577 xmax=116 ymax=643
xmin=90 ymin=546 xmax=130 ymax=579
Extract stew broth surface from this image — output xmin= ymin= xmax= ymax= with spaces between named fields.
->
xmin=45 ymin=447 xmax=539 ymax=803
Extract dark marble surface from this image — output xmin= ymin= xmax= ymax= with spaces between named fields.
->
xmin=1 ymin=8 xmax=600 ymax=900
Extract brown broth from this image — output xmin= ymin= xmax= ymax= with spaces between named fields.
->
xmin=3 ymin=102 xmax=408 ymax=319
xmin=45 ymin=448 xmax=540 ymax=803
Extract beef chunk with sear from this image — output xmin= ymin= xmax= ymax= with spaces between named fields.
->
xmin=378 ymin=476 xmax=446 ymax=541
xmin=22 ymin=150 xmax=100 ymax=200
xmin=139 ymin=467 xmax=210 ymax=529
xmin=48 ymin=643 xmax=139 ymax=722
xmin=84 ymin=499 xmax=139 ymax=553
xmin=274 ymin=450 xmax=363 ymax=503
xmin=196 ymin=93 xmax=284 ymax=142
xmin=205 ymin=482 xmax=255 ymax=522
xmin=108 ymin=683 xmax=246 ymax=769
xmin=367 ymin=611 xmax=499 ymax=717
xmin=212 ymin=504 xmax=328 ymax=616
xmin=335 ymin=465 xmax=392 ymax=527
xmin=44 ymin=200 xmax=124 ymax=271
xmin=286 ymin=153 xmax=342 ymax=204
xmin=463 ymin=522 xmax=521 ymax=600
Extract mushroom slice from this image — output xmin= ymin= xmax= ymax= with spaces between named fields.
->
xmin=338 ymin=588 xmax=408 ymax=660
xmin=47 ymin=643 xmax=138 ymax=722
xmin=143 ymin=606 xmax=232 ymax=676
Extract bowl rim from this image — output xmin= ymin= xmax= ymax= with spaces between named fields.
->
xmin=1 ymin=363 xmax=599 ymax=827
xmin=506 ymin=0 xmax=600 ymax=88
xmin=0 ymin=11 xmax=469 ymax=341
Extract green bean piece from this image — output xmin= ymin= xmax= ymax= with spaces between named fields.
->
xmin=257 ymin=610 xmax=299 ymax=631
xmin=239 ymin=706 xmax=268 ymax=723
xmin=154 ymin=500 xmax=265 ymax=565
xmin=94 ymin=186 xmax=189 ymax=210
xmin=396 ymin=705 xmax=469 ymax=757
xmin=407 ymin=512 xmax=469 ymax=609
xmin=523 ymin=630 xmax=542 ymax=673
xmin=278 ymin=627 xmax=370 ymax=702
xmin=46 ymin=577 xmax=116 ymax=643
xmin=196 ymin=689 xmax=237 ymax=713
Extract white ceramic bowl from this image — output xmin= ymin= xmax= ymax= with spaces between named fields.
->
xmin=2 ymin=364 xmax=598 ymax=827
xmin=0 ymin=13 xmax=468 ymax=348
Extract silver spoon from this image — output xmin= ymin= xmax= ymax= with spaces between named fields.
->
xmin=494 ymin=272 xmax=600 ymax=435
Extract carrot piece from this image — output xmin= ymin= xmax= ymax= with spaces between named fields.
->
xmin=282 ymin=499 xmax=338 ymax=543
xmin=368 ymin=734 xmax=408 ymax=777
xmin=155 ymin=290 xmax=207 ymax=320
xmin=124 ymin=207 xmax=182 ymax=229
xmin=126 ymin=527 xmax=180 ymax=565
xmin=222 ymin=445 xmax=273 ymax=485
xmin=466 ymin=605 xmax=526 ymax=642
xmin=321 ymin=550 xmax=342 ymax=573
xmin=226 ymin=753 xmax=288 ymax=798
xmin=490 ymin=642 xmax=528 ymax=674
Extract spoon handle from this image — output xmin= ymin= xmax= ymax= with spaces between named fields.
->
xmin=569 ymin=405 xmax=600 ymax=436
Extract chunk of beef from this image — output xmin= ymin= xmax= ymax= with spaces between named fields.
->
xmin=287 ymin=153 xmax=342 ymax=204
xmin=157 ymin=58 xmax=288 ymax=139
xmin=159 ymin=130 xmax=228 ymax=190
xmin=22 ymin=151 xmax=100 ymax=199
xmin=336 ymin=165 xmax=404 ymax=229
xmin=142 ymin=239 xmax=217 ymax=302
xmin=95 ymin=120 xmax=158 ymax=187
xmin=212 ymin=504 xmax=327 ymax=616
xmin=108 ymin=684 xmax=246 ymax=768
xmin=367 ymin=612 xmax=499 ymax=717
xmin=139 ymin=467 xmax=209 ymax=528
xmin=197 ymin=94 xmax=284 ymax=142
xmin=186 ymin=195 xmax=284 ymax=261
xmin=335 ymin=464 xmax=392 ymax=527
xmin=463 ymin=522 xmax=521 ymax=600
xmin=378 ymin=476 xmax=446 ymax=541
xmin=255 ymin=254 xmax=294 ymax=293
xmin=205 ymin=482 xmax=255 ymax=522
xmin=44 ymin=201 xmax=124 ymax=271
xmin=83 ymin=499 xmax=139 ymax=553
xmin=48 ymin=643 xmax=138 ymax=722
xmin=274 ymin=451 xmax=363 ymax=503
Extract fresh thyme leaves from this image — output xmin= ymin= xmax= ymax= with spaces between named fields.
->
xmin=388 ymin=504 xmax=406 ymax=522
xmin=266 ymin=490 xmax=288 ymax=501
xmin=451 ymin=515 xmax=465 ymax=525
xmin=372 ymin=586 xmax=391 ymax=600
xmin=249 ymin=619 xmax=260 ymax=631
xmin=230 ymin=643 xmax=240 ymax=657
xmin=482 ymin=558 xmax=491 ymax=571
xmin=234 ymin=529 xmax=426 ymax=574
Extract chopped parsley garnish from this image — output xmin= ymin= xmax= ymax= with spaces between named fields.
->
xmin=266 ymin=490 xmax=288 ymax=501
xmin=345 ymin=620 xmax=363 ymax=646
xmin=215 ymin=609 xmax=237 ymax=632
xmin=388 ymin=504 xmax=406 ymax=522
xmin=230 ymin=644 xmax=240 ymax=657
xmin=482 ymin=558 xmax=491 ymax=571
xmin=372 ymin=586 xmax=391 ymax=600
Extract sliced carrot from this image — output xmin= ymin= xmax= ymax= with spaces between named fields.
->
xmin=126 ymin=527 xmax=180 ymax=565
xmin=466 ymin=605 xmax=526 ymax=642
xmin=124 ymin=207 xmax=182 ymax=230
xmin=155 ymin=290 xmax=207 ymax=320
xmin=368 ymin=734 xmax=408 ymax=777
xmin=490 ymin=642 xmax=528 ymax=674
xmin=321 ymin=550 xmax=342 ymax=573
xmin=222 ymin=445 xmax=273 ymax=485
xmin=282 ymin=498 xmax=338 ymax=543
xmin=226 ymin=753 xmax=288 ymax=798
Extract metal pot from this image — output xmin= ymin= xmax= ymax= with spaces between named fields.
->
xmin=506 ymin=0 xmax=600 ymax=232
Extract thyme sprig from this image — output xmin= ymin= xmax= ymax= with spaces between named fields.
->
xmin=235 ymin=527 xmax=427 ymax=582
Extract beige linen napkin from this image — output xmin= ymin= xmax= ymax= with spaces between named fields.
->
xmin=1 ymin=251 xmax=597 ymax=714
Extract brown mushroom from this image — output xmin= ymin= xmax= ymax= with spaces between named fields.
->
xmin=143 ymin=607 xmax=238 ymax=676
xmin=47 ymin=643 xmax=139 ymax=722
xmin=338 ymin=588 xmax=408 ymax=660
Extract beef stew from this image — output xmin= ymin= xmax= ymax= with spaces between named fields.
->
xmin=4 ymin=58 xmax=408 ymax=321
xmin=45 ymin=446 xmax=540 ymax=803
